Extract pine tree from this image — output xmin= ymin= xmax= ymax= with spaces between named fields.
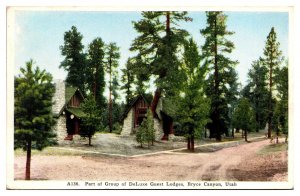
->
xmin=81 ymin=95 xmax=101 ymax=146
xmin=14 ymin=60 xmax=56 ymax=180
xmin=262 ymin=27 xmax=284 ymax=138
xmin=243 ymin=59 xmax=269 ymax=132
xmin=136 ymin=110 xmax=155 ymax=148
xmin=200 ymin=11 xmax=238 ymax=141
xmin=232 ymin=98 xmax=255 ymax=142
xmin=59 ymin=26 xmax=87 ymax=94
xmin=87 ymin=37 xmax=106 ymax=108
xmin=176 ymin=38 xmax=210 ymax=151
xmin=273 ymin=64 xmax=288 ymax=143
xmin=130 ymin=11 xmax=190 ymax=116
xmin=121 ymin=58 xmax=135 ymax=106
xmin=145 ymin=110 xmax=155 ymax=147
xmin=105 ymin=42 xmax=120 ymax=133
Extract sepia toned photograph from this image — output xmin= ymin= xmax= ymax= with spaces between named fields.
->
xmin=6 ymin=3 xmax=294 ymax=190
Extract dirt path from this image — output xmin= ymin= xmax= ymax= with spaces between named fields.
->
xmin=14 ymin=139 xmax=287 ymax=181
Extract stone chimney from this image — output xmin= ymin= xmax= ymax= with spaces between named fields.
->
xmin=52 ymin=79 xmax=65 ymax=116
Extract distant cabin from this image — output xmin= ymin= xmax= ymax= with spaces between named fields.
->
xmin=52 ymin=80 xmax=85 ymax=143
xmin=121 ymin=94 xmax=175 ymax=140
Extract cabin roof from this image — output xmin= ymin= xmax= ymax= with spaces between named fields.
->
xmin=66 ymin=107 xmax=86 ymax=118
xmin=121 ymin=94 xmax=152 ymax=120
xmin=121 ymin=93 xmax=175 ymax=120
xmin=53 ymin=80 xmax=85 ymax=118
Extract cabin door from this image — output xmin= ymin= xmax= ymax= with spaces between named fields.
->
xmin=74 ymin=120 xmax=80 ymax=135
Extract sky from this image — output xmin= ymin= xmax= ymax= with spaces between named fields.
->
xmin=12 ymin=10 xmax=289 ymax=94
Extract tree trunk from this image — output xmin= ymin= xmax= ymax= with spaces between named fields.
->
xmin=268 ymin=59 xmax=273 ymax=138
xmin=191 ymin=135 xmax=195 ymax=152
xmin=232 ymin=128 xmax=234 ymax=138
xmin=109 ymin=58 xmax=113 ymax=133
xmin=255 ymin=112 xmax=259 ymax=132
xmin=213 ymin=14 xmax=221 ymax=142
xmin=25 ymin=138 xmax=32 ymax=180
xmin=187 ymin=137 xmax=191 ymax=150
xmin=151 ymin=89 xmax=161 ymax=117
xmin=89 ymin=136 xmax=92 ymax=146
xmin=245 ymin=130 xmax=248 ymax=142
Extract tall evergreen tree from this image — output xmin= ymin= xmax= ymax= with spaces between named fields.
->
xmin=105 ymin=42 xmax=120 ymax=133
xmin=14 ymin=60 xmax=56 ymax=180
xmin=177 ymin=38 xmax=210 ymax=151
xmin=59 ymin=26 xmax=87 ymax=94
xmin=121 ymin=58 xmax=135 ymax=105
xmin=200 ymin=11 xmax=238 ymax=141
xmin=130 ymin=11 xmax=190 ymax=116
xmin=87 ymin=37 xmax=106 ymax=108
xmin=262 ymin=27 xmax=284 ymax=138
xmin=243 ymin=59 xmax=269 ymax=132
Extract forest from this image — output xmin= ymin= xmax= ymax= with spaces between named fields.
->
xmin=14 ymin=11 xmax=288 ymax=180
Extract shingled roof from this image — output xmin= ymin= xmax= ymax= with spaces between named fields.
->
xmin=52 ymin=80 xmax=85 ymax=118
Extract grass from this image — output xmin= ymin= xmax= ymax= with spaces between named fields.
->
xmin=14 ymin=147 xmax=85 ymax=156
xmin=257 ymin=142 xmax=288 ymax=155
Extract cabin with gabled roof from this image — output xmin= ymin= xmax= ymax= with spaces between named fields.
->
xmin=52 ymin=80 xmax=85 ymax=143
xmin=120 ymin=94 xmax=175 ymax=140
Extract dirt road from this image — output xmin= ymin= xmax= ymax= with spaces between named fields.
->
xmin=14 ymin=139 xmax=287 ymax=181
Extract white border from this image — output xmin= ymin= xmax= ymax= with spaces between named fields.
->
xmin=3 ymin=0 xmax=299 ymax=193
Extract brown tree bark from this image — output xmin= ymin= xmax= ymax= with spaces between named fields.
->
xmin=151 ymin=89 xmax=161 ymax=117
xmin=191 ymin=135 xmax=195 ymax=152
xmin=187 ymin=137 xmax=191 ymax=150
xmin=245 ymin=130 xmax=248 ymax=142
xmin=109 ymin=57 xmax=113 ymax=133
xmin=268 ymin=58 xmax=273 ymax=138
xmin=213 ymin=15 xmax=221 ymax=142
xmin=25 ymin=138 xmax=31 ymax=180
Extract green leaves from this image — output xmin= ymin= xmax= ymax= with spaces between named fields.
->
xmin=232 ymin=98 xmax=255 ymax=133
xmin=201 ymin=11 xmax=238 ymax=140
xmin=14 ymin=60 xmax=56 ymax=151
xmin=59 ymin=26 xmax=87 ymax=94
xmin=130 ymin=11 xmax=190 ymax=95
xmin=175 ymin=38 xmax=211 ymax=140
xmin=136 ymin=110 xmax=155 ymax=148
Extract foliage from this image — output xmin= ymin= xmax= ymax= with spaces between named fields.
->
xmin=262 ymin=27 xmax=284 ymax=137
xmin=59 ymin=26 xmax=87 ymax=95
xmin=200 ymin=11 xmax=239 ymax=141
xmin=243 ymin=59 xmax=269 ymax=132
xmin=15 ymin=60 xmax=56 ymax=150
xmin=14 ymin=60 xmax=56 ymax=180
xmin=86 ymin=37 xmax=106 ymax=108
xmin=121 ymin=58 xmax=135 ymax=105
xmin=273 ymin=65 xmax=288 ymax=135
xmin=130 ymin=11 xmax=190 ymax=96
xmin=80 ymin=95 xmax=102 ymax=146
xmin=105 ymin=42 xmax=121 ymax=132
xmin=232 ymin=98 xmax=255 ymax=141
xmin=136 ymin=110 xmax=155 ymax=148
xmin=175 ymin=38 xmax=211 ymax=150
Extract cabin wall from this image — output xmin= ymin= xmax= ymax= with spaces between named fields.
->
xmin=121 ymin=108 xmax=134 ymax=136
xmin=54 ymin=115 xmax=67 ymax=144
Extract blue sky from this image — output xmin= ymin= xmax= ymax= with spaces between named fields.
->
xmin=13 ymin=11 xmax=288 ymax=90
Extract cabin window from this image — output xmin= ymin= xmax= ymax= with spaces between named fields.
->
xmin=134 ymin=98 xmax=149 ymax=128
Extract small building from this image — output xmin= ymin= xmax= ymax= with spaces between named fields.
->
xmin=120 ymin=94 xmax=175 ymax=140
xmin=52 ymin=80 xmax=85 ymax=143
